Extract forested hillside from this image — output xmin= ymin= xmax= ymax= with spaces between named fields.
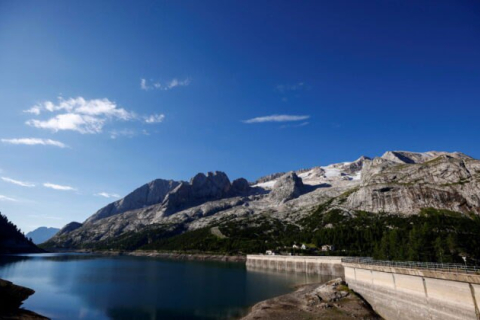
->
xmin=0 ymin=212 xmax=43 ymax=254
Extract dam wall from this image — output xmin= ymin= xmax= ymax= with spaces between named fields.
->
xmin=246 ymin=255 xmax=480 ymax=320
xmin=343 ymin=262 xmax=480 ymax=320
xmin=245 ymin=255 xmax=345 ymax=277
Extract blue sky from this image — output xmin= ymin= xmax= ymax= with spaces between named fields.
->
xmin=1 ymin=0 xmax=479 ymax=232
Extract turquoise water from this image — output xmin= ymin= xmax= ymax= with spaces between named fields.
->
xmin=0 ymin=253 xmax=333 ymax=319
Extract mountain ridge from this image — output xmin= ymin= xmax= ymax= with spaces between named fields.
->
xmin=45 ymin=150 xmax=480 ymax=250
xmin=26 ymin=227 xmax=60 ymax=244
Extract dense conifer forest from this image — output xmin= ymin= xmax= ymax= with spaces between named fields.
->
xmin=0 ymin=212 xmax=41 ymax=253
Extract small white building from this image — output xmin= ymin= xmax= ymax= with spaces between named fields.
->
xmin=321 ymin=244 xmax=335 ymax=252
xmin=293 ymin=244 xmax=307 ymax=250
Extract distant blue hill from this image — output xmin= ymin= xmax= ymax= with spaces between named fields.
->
xmin=26 ymin=227 xmax=60 ymax=244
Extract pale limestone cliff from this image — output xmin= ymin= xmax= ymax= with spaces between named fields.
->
xmin=47 ymin=151 xmax=480 ymax=248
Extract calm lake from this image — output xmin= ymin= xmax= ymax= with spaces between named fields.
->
xmin=0 ymin=253 xmax=334 ymax=320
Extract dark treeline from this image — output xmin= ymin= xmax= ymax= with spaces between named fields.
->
xmin=0 ymin=212 xmax=40 ymax=253
xmin=0 ymin=212 xmax=28 ymax=242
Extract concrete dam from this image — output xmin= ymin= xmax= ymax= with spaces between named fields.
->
xmin=245 ymin=255 xmax=345 ymax=277
xmin=246 ymin=255 xmax=480 ymax=320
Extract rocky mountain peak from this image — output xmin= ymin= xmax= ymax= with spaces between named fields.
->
xmin=269 ymin=172 xmax=305 ymax=204
xmin=343 ymin=156 xmax=371 ymax=174
xmin=161 ymin=171 xmax=237 ymax=215
xmin=231 ymin=178 xmax=250 ymax=194
xmin=85 ymin=178 xmax=181 ymax=224
xmin=380 ymin=151 xmax=471 ymax=165
xmin=190 ymin=172 xmax=207 ymax=186
xmin=190 ymin=171 xmax=231 ymax=198
xmin=57 ymin=222 xmax=82 ymax=236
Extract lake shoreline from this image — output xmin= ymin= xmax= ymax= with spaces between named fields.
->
xmin=102 ymin=250 xmax=247 ymax=262
xmin=49 ymin=249 xmax=247 ymax=263
xmin=0 ymin=278 xmax=49 ymax=320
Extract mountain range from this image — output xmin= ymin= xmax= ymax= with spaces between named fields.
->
xmin=44 ymin=150 xmax=480 ymax=253
xmin=26 ymin=227 xmax=60 ymax=244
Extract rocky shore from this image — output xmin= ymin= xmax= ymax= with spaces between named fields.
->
xmin=0 ymin=278 xmax=49 ymax=319
xmin=242 ymin=278 xmax=381 ymax=320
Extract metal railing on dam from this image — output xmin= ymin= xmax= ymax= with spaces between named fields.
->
xmin=342 ymin=257 xmax=480 ymax=275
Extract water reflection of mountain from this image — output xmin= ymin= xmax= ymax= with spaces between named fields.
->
xmin=0 ymin=253 xmax=103 ymax=268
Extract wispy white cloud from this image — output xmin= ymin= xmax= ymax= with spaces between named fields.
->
xmin=275 ymin=82 xmax=306 ymax=93
xmin=2 ymin=177 xmax=35 ymax=187
xmin=144 ymin=114 xmax=165 ymax=124
xmin=24 ymin=106 xmax=42 ymax=115
xmin=24 ymin=97 xmax=164 ymax=135
xmin=109 ymin=129 xmax=137 ymax=139
xmin=243 ymin=114 xmax=310 ymax=124
xmin=141 ymin=78 xmax=191 ymax=91
xmin=27 ymin=113 xmax=105 ymax=134
xmin=25 ymin=97 xmax=135 ymax=134
xmin=43 ymin=183 xmax=76 ymax=191
xmin=1 ymin=138 xmax=68 ymax=148
xmin=95 ymin=192 xmax=121 ymax=199
xmin=0 ymin=195 xmax=17 ymax=202
xmin=280 ymin=121 xmax=310 ymax=129
xmin=141 ymin=79 xmax=149 ymax=90
xmin=166 ymin=78 xmax=191 ymax=90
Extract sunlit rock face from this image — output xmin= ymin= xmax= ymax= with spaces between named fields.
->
xmin=86 ymin=179 xmax=181 ymax=223
xmin=47 ymin=151 xmax=480 ymax=248
xmin=345 ymin=153 xmax=480 ymax=215
xmin=269 ymin=172 xmax=305 ymax=204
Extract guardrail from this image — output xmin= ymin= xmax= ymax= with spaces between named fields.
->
xmin=341 ymin=257 xmax=480 ymax=274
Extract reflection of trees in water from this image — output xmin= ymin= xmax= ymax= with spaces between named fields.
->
xmin=40 ymin=253 xmax=103 ymax=262
xmin=0 ymin=255 xmax=30 ymax=268
xmin=0 ymin=253 xmax=102 ymax=269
